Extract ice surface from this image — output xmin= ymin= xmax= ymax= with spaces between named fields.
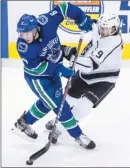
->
xmin=2 ymin=60 xmax=130 ymax=167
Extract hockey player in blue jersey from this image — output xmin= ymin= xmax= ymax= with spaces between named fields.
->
xmin=12 ymin=2 xmax=96 ymax=149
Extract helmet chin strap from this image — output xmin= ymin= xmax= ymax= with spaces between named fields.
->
xmin=33 ymin=28 xmax=39 ymax=40
xmin=108 ymin=27 xmax=117 ymax=36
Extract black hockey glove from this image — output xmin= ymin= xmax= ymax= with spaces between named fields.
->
xmin=61 ymin=45 xmax=77 ymax=61
xmin=92 ymin=19 xmax=97 ymax=23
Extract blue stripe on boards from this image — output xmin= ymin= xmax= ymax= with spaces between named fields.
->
xmin=1 ymin=0 xmax=8 ymax=58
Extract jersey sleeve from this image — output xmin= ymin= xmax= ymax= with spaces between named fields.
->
xmin=57 ymin=2 xmax=86 ymax=21
xmin=39 ymin=2 xmax=87 ymax=29
xmin=70 ymin=55 xmax=93 ymax=73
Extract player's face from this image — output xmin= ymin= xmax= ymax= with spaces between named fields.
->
xmin=20 ymin=31 xmax=34 ymax=43
xmin=98 ymin=26 xmax=109 ymax=38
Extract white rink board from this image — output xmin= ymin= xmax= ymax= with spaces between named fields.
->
xmin=8 ymin=1 xmax=130 ymax=43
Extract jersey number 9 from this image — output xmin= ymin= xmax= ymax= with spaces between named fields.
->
xmin=96 ymin=50 xmax=103 ymax=58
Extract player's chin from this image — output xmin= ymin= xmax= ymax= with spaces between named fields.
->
xmin=25 ymin=39 xmax=33 ymax=44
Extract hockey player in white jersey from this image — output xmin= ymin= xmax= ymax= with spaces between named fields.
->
xmin=45 ymin=13 xmax=123 ymax=143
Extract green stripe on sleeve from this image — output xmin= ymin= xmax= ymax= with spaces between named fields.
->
xmin=58 ymin=2 xmax=68 ymax=18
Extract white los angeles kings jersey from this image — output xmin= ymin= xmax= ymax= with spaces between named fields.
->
xmin=74 ymin=23 xmax=123 ymax=85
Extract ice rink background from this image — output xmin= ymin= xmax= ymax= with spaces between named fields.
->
xmin=2 ymin=60 xmax=130 ymax=167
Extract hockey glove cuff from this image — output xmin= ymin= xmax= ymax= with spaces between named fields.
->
xmin=61 ymin=45 xmax=77 ymax=61
xmin=76 ymin=15 xmax=94 ymax=32
xmin=55 ymin=64 xmax=77 ymax=78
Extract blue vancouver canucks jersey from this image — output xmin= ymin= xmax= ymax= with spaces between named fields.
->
xmin=17 ymin=2 xmax=86 ymax=78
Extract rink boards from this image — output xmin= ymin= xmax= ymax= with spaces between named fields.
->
xmin=8 ymin=42 xmax=130 ymax=60
xmin=2 ymin=1 xmax=130 ymax=60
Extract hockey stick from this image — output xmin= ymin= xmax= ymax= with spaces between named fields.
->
xmin=26 ymin=31 xmax=85 ymax=165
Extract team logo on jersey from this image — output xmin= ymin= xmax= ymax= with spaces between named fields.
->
xmin=18 ymin=42 xmax=28 ymax=53
xmin=55 ymin=90 xmax=61 ymax=98
xmin=50 ymin=0 xmax=104 ymax=34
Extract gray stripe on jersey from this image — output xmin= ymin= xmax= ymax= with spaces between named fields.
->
xmin=79 ymin=70 xmax=120 ymax=84
xmin=80 ymin=75 xmax=118 ymax=85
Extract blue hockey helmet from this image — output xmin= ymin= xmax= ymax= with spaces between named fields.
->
xmin=17 ymin=14 xmax=38 ymax=33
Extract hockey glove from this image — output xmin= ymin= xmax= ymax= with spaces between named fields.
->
xmin=61 ymin=45 xmax=77 ymax=61
xmin=55 ymin=64 xmax=77 ymax=79
xmin=92 ymin=19 xmax=98 ymax=23
xmin=76 ymin=15 xmax=93 ymax=32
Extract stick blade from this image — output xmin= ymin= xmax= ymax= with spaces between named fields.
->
xmin=29 ymin=141 xmax=51 ymax=161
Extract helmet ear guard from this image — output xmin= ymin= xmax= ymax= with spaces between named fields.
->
xmin=109 ymin=25 xmax=117 ymax=35
xmin=17 ymin=14 xmax=38 ymax=33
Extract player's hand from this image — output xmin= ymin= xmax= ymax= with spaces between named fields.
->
xmin=76 ymin=15 xmax=94 ymax=32
xmin=61 ymin=45 xmax=77 ymax=61
xmin=55 ymin=64 xmax=77 ymax=78
xmin=92 ymin=19 xmax=97 ymax=23
xmin=69 ymin=55 xmax=76 ymax=68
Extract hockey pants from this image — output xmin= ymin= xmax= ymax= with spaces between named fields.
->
xmin=23 ymin=76 xmax=82 ymax=138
